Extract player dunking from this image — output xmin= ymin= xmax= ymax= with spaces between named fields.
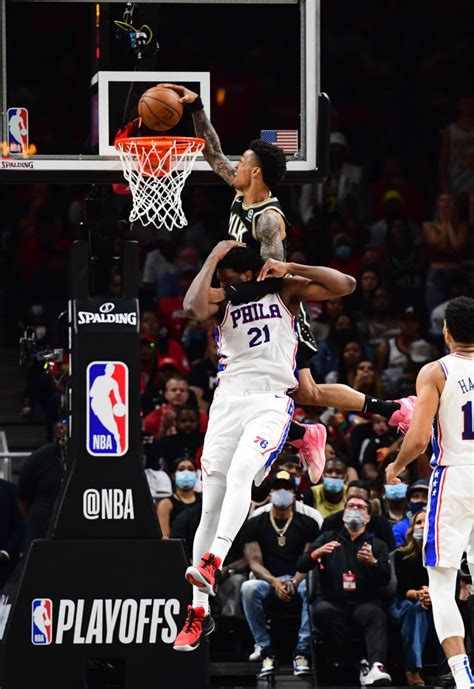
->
xmin=386 ymin=296 xmax=474 ymax=689
xmin=161 ymin=83 xmax=414 ymax=475
xmin=173 ymin=242 xmax=356 ymax=651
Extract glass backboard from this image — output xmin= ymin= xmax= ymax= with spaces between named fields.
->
xmin=1 ymin=0 xmax=327 ymax=183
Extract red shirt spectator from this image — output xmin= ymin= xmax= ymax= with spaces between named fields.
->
xmin=144 ymin=376 xmax=208 ymax=438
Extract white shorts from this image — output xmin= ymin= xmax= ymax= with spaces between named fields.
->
xmin=200 ymin=386 xmax=294 ymax=485
xmin=423 ymin=464 xmax=474 ymax=569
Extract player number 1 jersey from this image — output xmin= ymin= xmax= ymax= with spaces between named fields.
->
xmin=215 ymin=293 xmax=298 ymax=394
xmin=432 ymin=353 xmax=474 ymax=466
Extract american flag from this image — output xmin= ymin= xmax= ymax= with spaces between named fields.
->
xmin=260 ymin=129 xmax=299 ymax=155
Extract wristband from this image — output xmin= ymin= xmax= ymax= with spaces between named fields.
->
xmin=224 ymin=278 xmax=283 ymax=306
xmin=188 ymin=96 xmax=204 ymax=112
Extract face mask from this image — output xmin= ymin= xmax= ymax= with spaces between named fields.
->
xmin=412 ymin=528 xmax=424 ymax=543
xmin=293 ymin=476 xmax=301 ymax=488
xmin=271 ymin=489 xmax=294 ymax=510
xmin=343 ymin=509 xmax=366 ymax=532
xmin=409 ymin=501 xmax=427 ymax=514
xmin=384 ymin=483 xmax=408 ymax=500
xmin=175 ymin=470 xmax=197 ymax=491
xmin=323 ymin=477 xmax=344 ymax=493
xmin=335 ymin=245 xmax=351 ymax=262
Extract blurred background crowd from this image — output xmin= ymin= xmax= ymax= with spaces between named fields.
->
xmin=0 ymin=0 xmax=473 ymax=684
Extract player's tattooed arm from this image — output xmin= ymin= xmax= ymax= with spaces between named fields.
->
xmin=192 ymin=110 xmax=237 ymax=185
xmin=255 ymin=210 xmax=285 ymax=262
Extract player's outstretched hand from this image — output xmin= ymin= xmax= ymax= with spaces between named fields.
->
xmin=159 ymin=83 xmax=199 ymax=104
xmin=385 ymin=461 xmax=402 ymax=485
xmin=210 ymin=240 xmax=246 ymax=261
xmin=257 ymin=258 xmax=289 ymax=281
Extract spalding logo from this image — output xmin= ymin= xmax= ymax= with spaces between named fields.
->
xmin=77 ymin=303 xmax=137 ymax=325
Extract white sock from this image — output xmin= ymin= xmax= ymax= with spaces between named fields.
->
xmin=448 ymin=654 xmax=474 ymax=689
xmin=192 ymin=588 xmax=209 ymax=613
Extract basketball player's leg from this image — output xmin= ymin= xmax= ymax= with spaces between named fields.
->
xmin=424 ymin=466 xmax=474 ymax=687
xmin=202 ymin=396 xmax=293 ymax=570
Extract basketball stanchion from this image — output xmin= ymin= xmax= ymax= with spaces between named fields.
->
xmin=0 ymin=240 xmax=208 ymax=689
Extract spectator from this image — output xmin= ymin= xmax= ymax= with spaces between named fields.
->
xmin=391 ymin=510 xmax=444 ymax=686
xmin=325 ymin=339 xmax=367 ymax=387
xmin=371 ymin=463 xmax=410 ymax=526
xmin=359 ymin=416 xmax=399 ymax=482
xmin=422 ymin=193 xmax=469 ymax=313
xmin=157 ymin=268 xmax=199 ymax=340
xmin=321 ymin=480 xmax=395 ymax=551
xmin=297 ymin=496 xmax=392 ymax=686
xmin=312 ymin=297 xmax=345 ymax=343
xmin=299 ymin=131 xmax=362 ymax=224
xmin=358 ymin=287 xmax=399 ymax=352
xmin=140 ymin=311 xmax=189 ymax=374
xmin=385 ymin=218 xmax=425 ymax=314
xmin=392 ymin=480 xmax=429 ymax=548
xmin=350 ymin=268 xmax=381 ymax=317
xmin=143 ymin=376 xmax=208 ymax=439
xmin=370 ymin=190 xmax=421 ymax=248
xmin=310 ymin=314 xmax=361 ymax=382
xmin=16 ymin=422 xmax=67 ymax=552
xmin=371 ymin=157 xmax=425 ymax=224
xmin=0 ymin=480 xmax=24 ymax=590
xmin=141 ymin=241 xmax=176 ymax=294
xmin=157 ymin=245 xmax=202 ymax=298
xmin=303 ymin=457 xmax=347 ymax=518
xmin=352 ymin=361 xmax=383 ymax=398
xmin=439 ymin=95 xmax=474 ymax=197
xmin=157 ymin=458 xmax=201 ymax=538
xmin=328 ymin=233 xmax=364 ymax=278
xmin=147 ymin=406 xmax=204 ymax=473
xmin=240 ymin=471 xmax=319 ymax=678
xmin=376 ymin=307 xmax=434 ymax=398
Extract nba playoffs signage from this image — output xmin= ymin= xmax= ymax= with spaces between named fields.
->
xmin=86 ymin=361 xmax=128 ymax=456
xmin=77 ymin=302 xmax=137 ymax=326
xmin=31 ymin=597 xmax=180 ymax=646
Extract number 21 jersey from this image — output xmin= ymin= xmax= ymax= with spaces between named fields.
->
xmin=215 ymin=293 xmax=298 ymax=394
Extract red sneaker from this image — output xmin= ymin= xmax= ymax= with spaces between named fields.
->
xmin=185 ymin=552 xmax=222 ymax=596
xmin=290 ymin=423 xmax=327 ymax=484
xmin=173 ymin=605 xmax=215 ymax=652
xmin=388 ymin=396 xmax=417 ymax=434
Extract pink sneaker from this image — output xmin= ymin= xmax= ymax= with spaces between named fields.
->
xmin=290 ymin=423 xmax=327 ymax=484
xmin=388 ymin=396 xmax=417 ymax=434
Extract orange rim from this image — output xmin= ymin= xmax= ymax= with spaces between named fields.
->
xmin=116 ymin=135 xmax=205 ymax=155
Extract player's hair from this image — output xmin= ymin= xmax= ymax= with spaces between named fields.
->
xmin=248 ymin=139 xmax=287 ymax=188
xmin=217 ymin=247 xmax=264 ymax=276
xmin=445 ymin=296 xmax=474 ymax=343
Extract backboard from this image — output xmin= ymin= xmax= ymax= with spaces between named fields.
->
xmin=0 ymin=0 xmax=328 ymax=184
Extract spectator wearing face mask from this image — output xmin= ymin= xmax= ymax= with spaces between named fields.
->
xmin=391 ymin=510 xmax=444 ymax=686
xmin=392 ymin=480 xmax=429 ymax=548
xmin=157 ymin=458 xmax=200 ymax=538
xmin=321 ymin=480 xmax=395 ymax=551
xmin=371 ymin=460 xmax=410 ymax=525
xmin=328 ymin=233 xmax=363 ymax=278
xmin=303 ymin=457 xmax=347 ymax=518
xmin=359 ymin=416 xmax=400 ymax=482
xmin=297 ymin=496 xmax=392 ymax=686
xmin=240 ymin=471 xmax=319 ymax=679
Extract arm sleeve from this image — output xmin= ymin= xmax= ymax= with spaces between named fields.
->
xmin=224 ymin=278 xmax=283 ymax=305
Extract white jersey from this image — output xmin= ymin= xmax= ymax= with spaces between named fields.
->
xmin=215 ymin=292 xmax=298 ymax=394
xmin=431 ymin=353 xmax=474 ymax=467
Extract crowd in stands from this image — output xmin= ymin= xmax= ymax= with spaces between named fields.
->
xmin=0 ymin=26 xmax=473 ymax=676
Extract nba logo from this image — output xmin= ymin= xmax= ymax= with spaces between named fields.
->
xmin=31 ymin=599 xmax=52 ymax=645
xmin=7 ymin=108 xmax=29 ymax=155
xmin=86 ymin=361 xmax=128 ymax=457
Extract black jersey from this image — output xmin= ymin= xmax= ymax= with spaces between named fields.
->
xmin=228 ymin=194 xmax=290 ymax=250
xmin=228 ymin=194 xmax=317 ymax=363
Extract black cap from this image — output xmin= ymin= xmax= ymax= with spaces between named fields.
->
xmin=270 ymin=470 xmax=297 ymax=491
xmin=407 ymin=479 xmax=429 ymax=499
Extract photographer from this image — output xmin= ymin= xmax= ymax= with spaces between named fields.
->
xmin=297 ymin=496 xmax=392 ymax=686
xmin=240 ymin=471 xmax=319 ymax=679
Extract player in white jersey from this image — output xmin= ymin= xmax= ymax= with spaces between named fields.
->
xmin=173 ymin=240 xmax=356 ymax=651
xmin=386 ymin=296 xmax=474 ymax=689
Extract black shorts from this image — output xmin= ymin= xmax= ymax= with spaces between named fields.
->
xmin=296 ymin=308 xmax=317 ymax=371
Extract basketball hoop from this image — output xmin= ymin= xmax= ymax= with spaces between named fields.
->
xmin=115 ymin=136 xmax=205 ymax=231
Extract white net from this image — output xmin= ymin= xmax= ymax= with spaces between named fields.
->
xmin=115 ymin=137 xmax=205 ymax=231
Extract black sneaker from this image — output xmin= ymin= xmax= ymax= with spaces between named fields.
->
xmin=258 ymin=654 xmax=277 ymax=678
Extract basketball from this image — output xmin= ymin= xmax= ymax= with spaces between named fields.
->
xmin=113 ymin=402 xmax=127 ymax=417
xmin=138 ymin=85 xmax=183 ymax=132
